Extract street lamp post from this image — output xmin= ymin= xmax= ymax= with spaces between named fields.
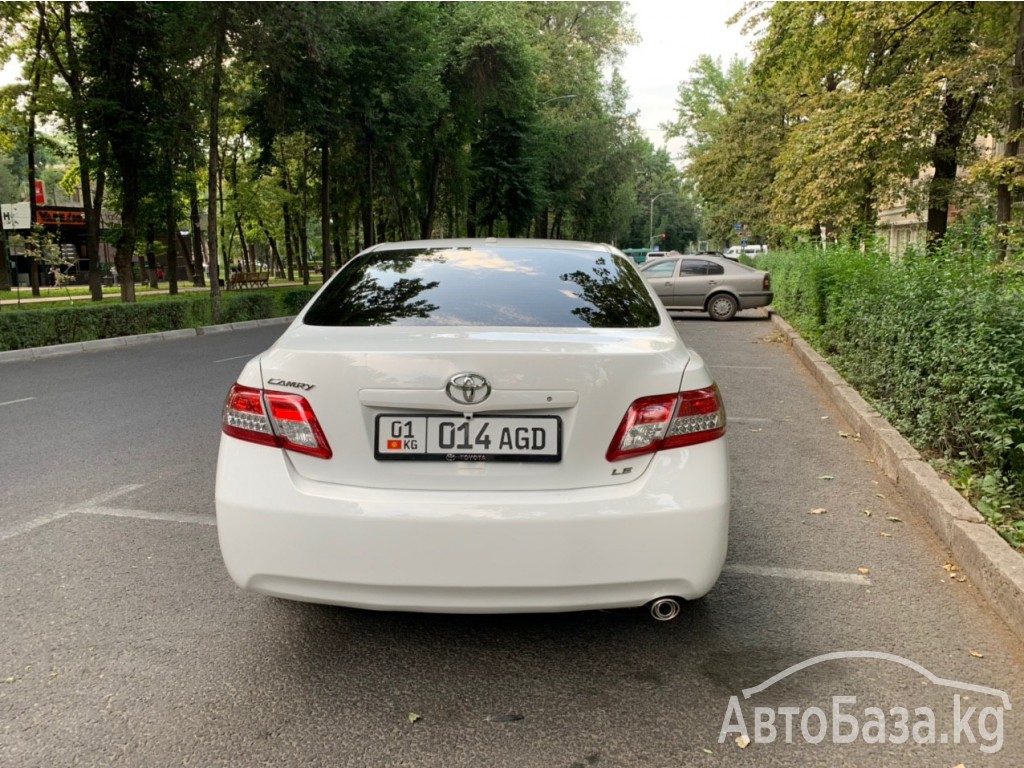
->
xmin=649 ymin=192 xmax=671 ymax=248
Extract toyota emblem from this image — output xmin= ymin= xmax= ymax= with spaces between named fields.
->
xmin=446 ymin=373 xmax=491 ymax=405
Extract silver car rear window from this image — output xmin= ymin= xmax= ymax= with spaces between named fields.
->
xmin=303 ymin=246 xmax=661 ymax=328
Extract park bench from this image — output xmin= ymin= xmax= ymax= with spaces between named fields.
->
xmin=228 ymin=270 xmax=270 ymax=289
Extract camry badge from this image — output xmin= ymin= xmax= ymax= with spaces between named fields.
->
xmin=446 ymin=373 xmax=491 ymax=405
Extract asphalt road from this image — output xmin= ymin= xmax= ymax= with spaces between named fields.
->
xmin=2 ymin=311 xmax=1022 ymax=767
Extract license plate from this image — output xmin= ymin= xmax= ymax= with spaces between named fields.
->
xmin=375 ymin=415 xmax=561 ymax=462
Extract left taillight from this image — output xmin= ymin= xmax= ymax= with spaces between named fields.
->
xmin=222 ymin=383 xmax=333 ymax=459
xmin=606 ymin=384 xmax=726 ymax=462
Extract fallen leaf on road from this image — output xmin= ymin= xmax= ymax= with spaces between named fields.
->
xmin=863 ymin=509 xmax=873 ymax=517
xmin=749 ymin=428 xmax=763 ymax=433
xmin=818 ymin=475 xmax=834 ymax=481
xmin=875 ymin=493 xmax=886 ymax=499
xmin=880 ymin=532 xmax=892 ymax=538
xmin=821 ymin=416 xmax=830 ymax=420
xmin=809 ymin=508 xmax=828 ymax=515
xmin=408 ymin=713 xmax=422 ymax=724
xmin=943 ymin=563 xmax=960 ymax=572
xmin=969 ymin=650 xmax=984 ymax=659
xmin=858 ymin=567 xmax=870 ymax=575
xmin=954 ymin=574 xmax=967 ymax=583
xmin=886 ymin=516 xmax=903 ymax=523
xmin=735 ymin=735 xmax=750 ymax=749
xmin=702 ymin=748 xmax=713 ymax=755
xmin=839 ymin=431 xmax=851 ymax=438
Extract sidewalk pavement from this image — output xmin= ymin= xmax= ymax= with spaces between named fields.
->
xmin=768 ymin=310 xmax=1024 ymax=647
xmin=0 ymin=281 xmax=308 ymax=306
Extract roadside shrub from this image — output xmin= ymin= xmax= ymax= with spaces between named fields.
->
xmin=0 ymin=288 xmax=293 ymax=351
xmin=762 ymin=227 xmax=1024 ymax=548
xmin=279 ymin=288 xmax=318 ymax=316
xmin=221 ymin=292 xmax=275 ymax=323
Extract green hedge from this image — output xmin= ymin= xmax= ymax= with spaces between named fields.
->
xmin=761 ymin=231 xmax=1024 ymax=549
xmin=0 ymin=287 xmax=320 ymax=352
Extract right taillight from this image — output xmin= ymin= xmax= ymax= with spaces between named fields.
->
xmin=606 ymin=385 xmax=726 ymax=462
xmin=222 ymin=383 xmax=333 ymax=459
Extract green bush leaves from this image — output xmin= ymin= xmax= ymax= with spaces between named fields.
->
xmin=0 ymin=288 xmax=318 ymax=352
xmin=763 ymin=233 xmax=1024 ymax=548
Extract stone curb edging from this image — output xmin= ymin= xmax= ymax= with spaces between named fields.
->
xmin=0 ymin=316 xmax=295 ymax=364
xmin=769 ymin=310 xmax=1024 ymax=645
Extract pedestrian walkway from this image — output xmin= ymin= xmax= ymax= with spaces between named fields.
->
xmin=0 ymin=281 xmax=307 ymax=306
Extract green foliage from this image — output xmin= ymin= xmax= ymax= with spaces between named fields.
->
xmin=762 ymin=224 xmax=1024 ymax=547
xmin=0 ymin=289 xmax=303 ymax=351
xmin=221 ymin=292 xmax=274 ymax=323
xmin=278 ymin=288 xmax=318 ymax=316
xmin=673 ymin=3 xmax=1021 ymax=244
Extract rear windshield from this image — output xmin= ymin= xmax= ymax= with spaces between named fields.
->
xmin=302 ymin=246 xmax=661 ymax=328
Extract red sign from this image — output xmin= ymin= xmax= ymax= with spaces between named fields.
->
xmin=36 ymin=208 xmax=86 ymax=227
xmin=34 ymin=180 xmax=45 ymax=205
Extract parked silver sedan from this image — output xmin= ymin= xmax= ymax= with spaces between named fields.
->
xmin=638 ymin=255 xmax=773 ymax=321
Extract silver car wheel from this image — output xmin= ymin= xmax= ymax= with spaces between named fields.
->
xmin=708 ymin=294 xmax=738 ymax=321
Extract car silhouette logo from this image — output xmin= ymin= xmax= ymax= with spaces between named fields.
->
xmin=446 ymin=373 xmax=491 ymax=405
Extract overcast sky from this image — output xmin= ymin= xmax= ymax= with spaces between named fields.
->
xmin=619 ymin=0 xmax=754 ymax=160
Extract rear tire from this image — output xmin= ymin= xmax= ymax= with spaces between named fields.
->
xmin=707 ymin=293 xmax=738 ymax=321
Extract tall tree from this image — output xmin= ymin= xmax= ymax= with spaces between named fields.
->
xmin=36 ymin=1 xmax=105 ymax=301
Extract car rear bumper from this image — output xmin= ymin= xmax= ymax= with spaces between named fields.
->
xmin=215 ymin=438 xmax=729 ymax=614
xmin=738 ymin=291 xmax=773 ymax=309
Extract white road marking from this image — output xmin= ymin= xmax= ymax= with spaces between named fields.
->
xmin=723 ymin=564 xmax=871 ymax=585
xmin=0 ymin=484 xmax=145 ymax=542
xmin=78 ymin=485 xmax=145 ymax=508
xmin=0 ymin=397 xmax=36 ymax=407
xmin=213 ymin=354 xmax=253 ymax=363
xmin=82 ymin=507 xmax=216 ymax=527
xmin=0 ymin=511 xmax=70 ymax=542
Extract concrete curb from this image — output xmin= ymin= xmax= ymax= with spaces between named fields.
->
xmin=0 ymin=315 xmax=295 ymax=364
xmin=769 ymin=311 xmax=1024 ymax=645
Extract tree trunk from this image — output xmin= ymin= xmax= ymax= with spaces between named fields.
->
xmin=0 ymin=235 xmax=10 ymax=293
xmin=361 ymin=137 xmax=375 ymax=249
xmin=299 ymin=215 xmax=310 ymax=286
xmin=257 ymin=217 xmax=284 ymax=278
xmin=27 ymin=25 xmax=42 ymax=298
xmin=187 ymin=144 xmax=206 ymax=286
xmin=331 ymin=208 xmax=342 ymax=268
xmin=420 ymin=148 xmax=442 ymax=239
xmin=115 ymin=192 xmax=138 ymax=303
xmin=166 ymin=203 xmax=179 ymax=295
xmin=320 ymin=140 xmax=332 ymax=281
xmin=234 ymin=211 xmax=251 ymax=272
xmin=997 ymin=2 xmax=1024 ymax=261
xmin=282 ymin=202 xmax=295 ymax=281
xmin=300 ymin=146 xmax=310 ymax=285
xmin=926 ymin=92 xmax=976 ymax=249
xmin=208 ymin=9 xmax=226 ymax=309
xmin=146 ymin=224 xmax=158 ymax=288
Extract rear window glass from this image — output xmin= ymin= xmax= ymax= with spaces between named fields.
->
xmin=302 ymin=246 xmax=661 ymax=328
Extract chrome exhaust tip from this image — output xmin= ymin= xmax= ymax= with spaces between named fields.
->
xmin=648 ymin=597 xmax=682 ymax=622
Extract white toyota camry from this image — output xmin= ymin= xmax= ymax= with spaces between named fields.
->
xmin=216 ymin=239 xmax=729 ymax=619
